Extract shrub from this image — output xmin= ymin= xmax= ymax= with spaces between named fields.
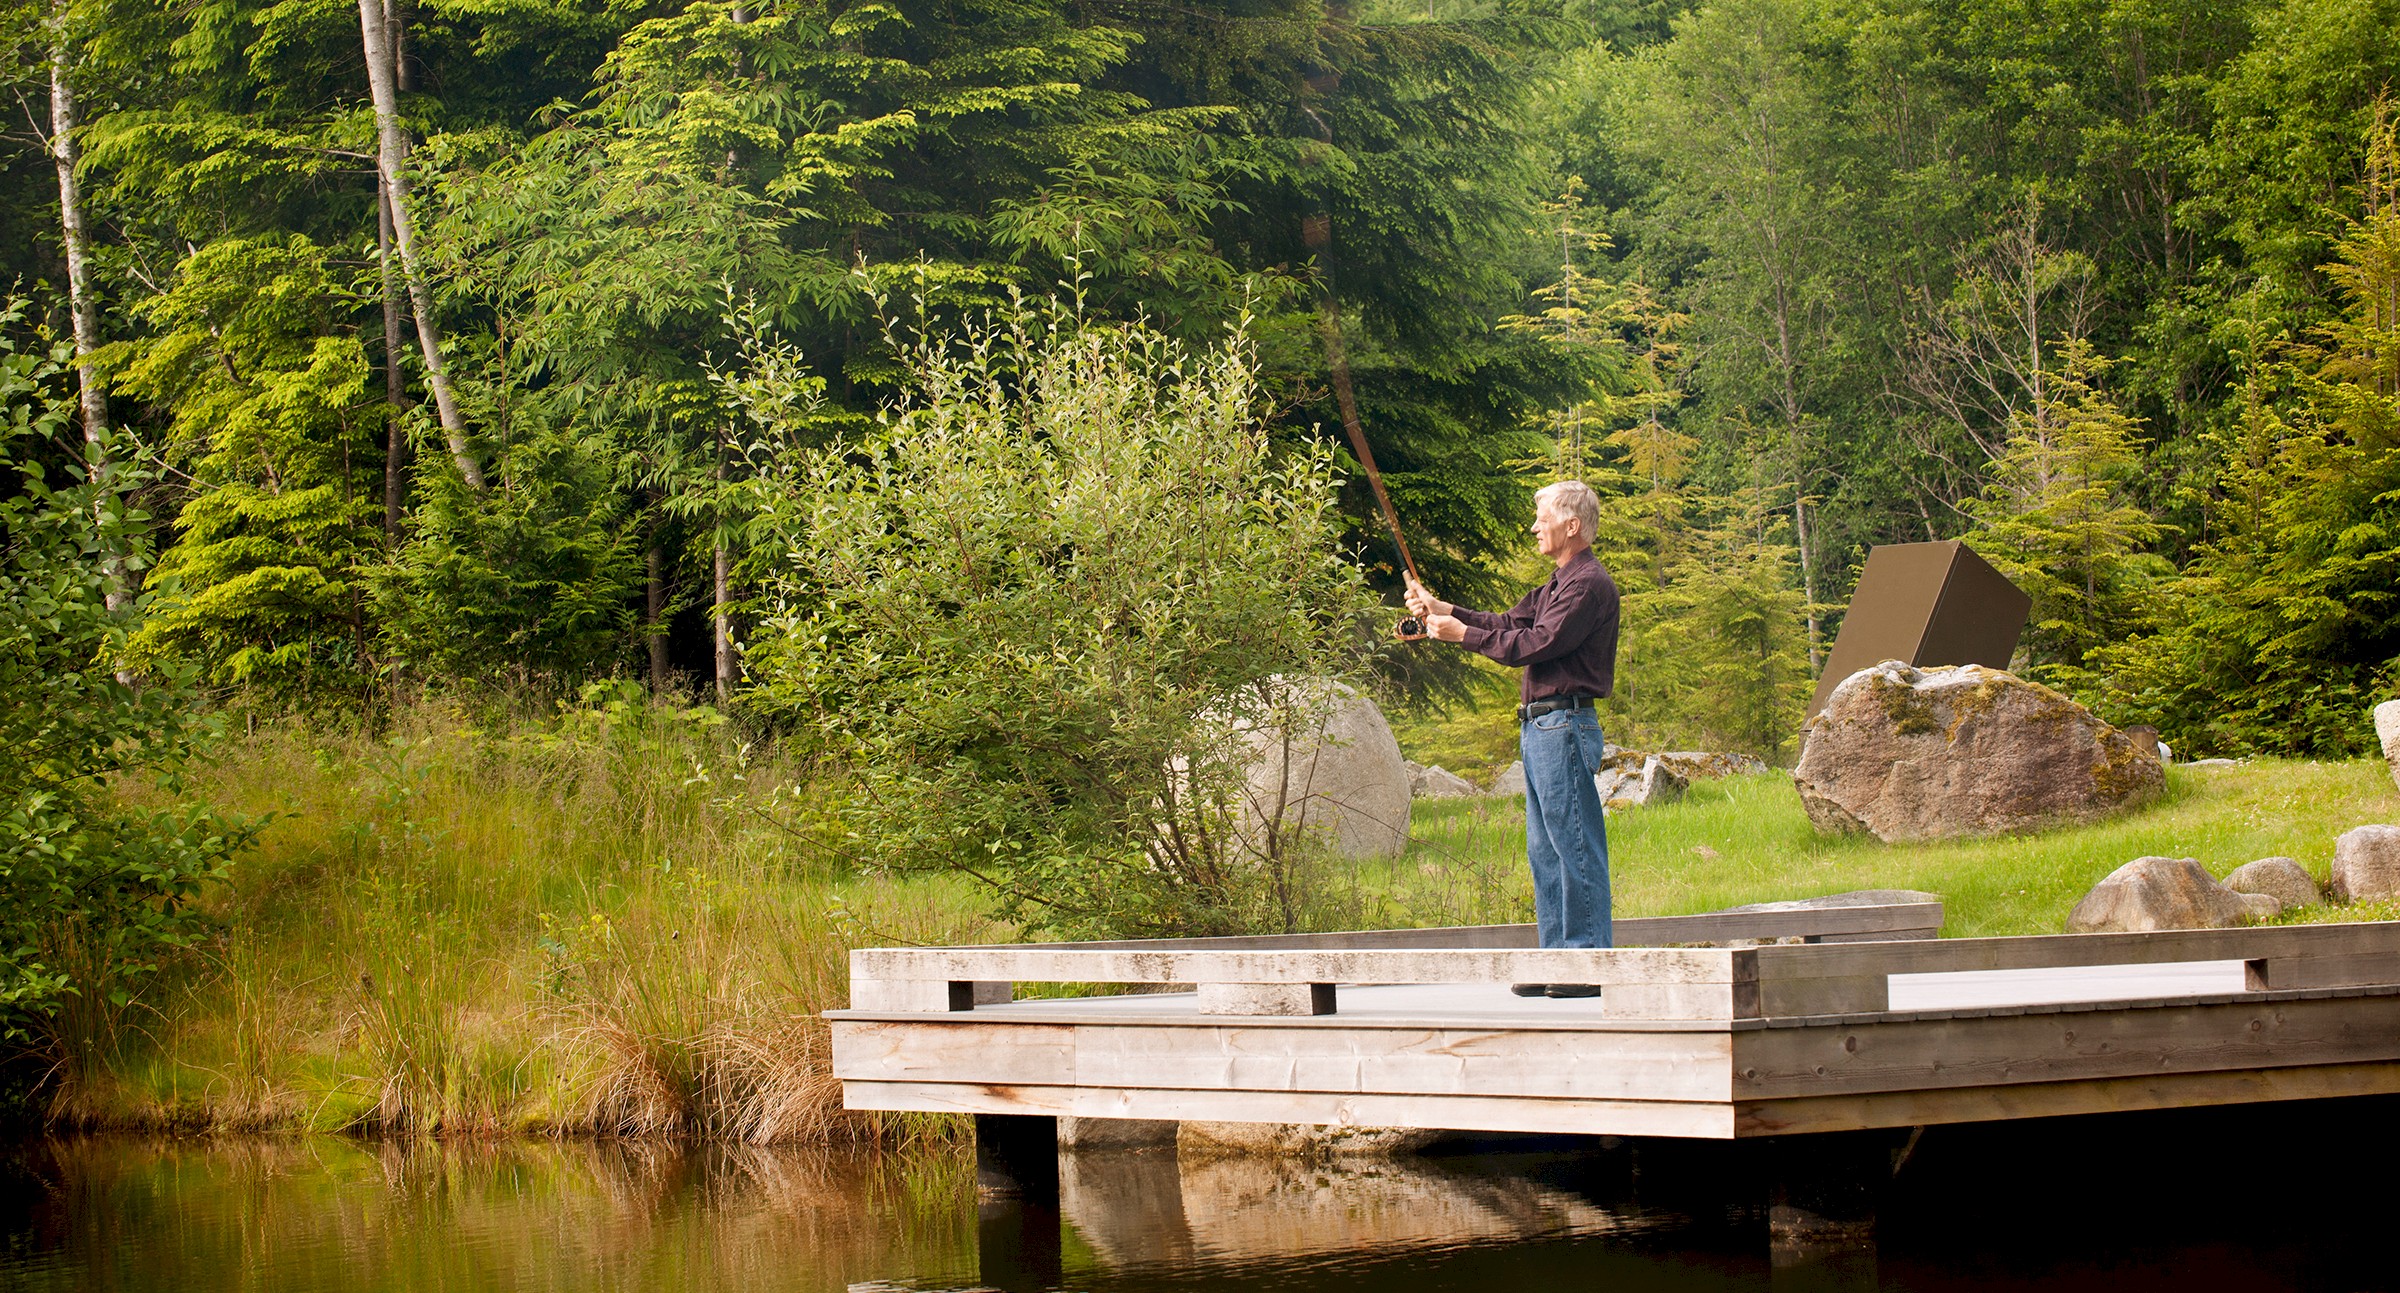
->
xmin=0 ymin=311 xmax=255 ymax=1091
xmin=737 ymin=298 xmax=1379 ymax=937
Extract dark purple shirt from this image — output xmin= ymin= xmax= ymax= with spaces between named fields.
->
xmin=1453 ymin=550 xmax=1621 ymax=704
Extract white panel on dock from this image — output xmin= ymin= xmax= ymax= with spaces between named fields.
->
xmin=1888 ymin=959 xmax=2248 ymax=1010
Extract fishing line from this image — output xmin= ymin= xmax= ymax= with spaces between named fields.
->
xmin=1300 ymin=92 xmax=1423 ymax=639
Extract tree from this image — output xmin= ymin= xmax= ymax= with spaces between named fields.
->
xmin=1959 ymin=340 xmax=2167 ymax=675
xmin=112 ymin=236 xmax=383 ymax=693
xmin=355 ymin=0 xmax=476 ymax=488
xmin=2087 ymin=110 xmax=2400 ymax=754
xmin=1624 ymin=0 xmax=1851 ymax=668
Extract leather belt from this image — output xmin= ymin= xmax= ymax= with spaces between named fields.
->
xmin=1517 ymin=695 xmax=1599 ymax=722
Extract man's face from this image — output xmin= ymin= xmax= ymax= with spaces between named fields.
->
xmin=1532 ymin=499 xmax=1579 ymax=559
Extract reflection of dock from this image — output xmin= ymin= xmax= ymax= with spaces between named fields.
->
xmin=1061 ymin=1145 xmax=1630 ymax=1272
xmin=829 ymin=901 xmax=2400 ymax=1138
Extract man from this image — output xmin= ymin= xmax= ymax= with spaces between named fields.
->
xmin=1404 ymin=480 xmax=1620 ymax=998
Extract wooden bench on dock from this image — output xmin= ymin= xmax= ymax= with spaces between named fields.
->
xmin=828 ymin=899 xmax=2400 ymax=1141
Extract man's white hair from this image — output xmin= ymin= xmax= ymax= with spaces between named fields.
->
xmin=1536 ymin=480 xmax=1600 ymax=543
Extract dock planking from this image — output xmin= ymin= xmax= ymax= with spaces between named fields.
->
xmin=828 ymin=901 xmax=2400 ymax=1141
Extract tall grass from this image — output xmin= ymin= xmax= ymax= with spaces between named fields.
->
xmin=64 ymin=693 xmax=1004 ymax=1141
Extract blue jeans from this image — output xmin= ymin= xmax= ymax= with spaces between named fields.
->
xmin=1522 ymin=709 xmax=1613 ymax=948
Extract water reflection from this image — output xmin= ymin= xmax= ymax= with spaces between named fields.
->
xmin=5 ymin=1102 xmax=2399 ymax=1293
xmin=0 ymin=1137 xmax=980 ymax=1293
xmin=1065 ymin=1143 xmax=1646 ymax=1271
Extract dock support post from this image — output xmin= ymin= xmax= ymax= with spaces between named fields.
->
xmin=975 ymin=1114 xmax=1061 ymax=1290
xmin=1765 ymin=1129 xmax=1910 ymax=1248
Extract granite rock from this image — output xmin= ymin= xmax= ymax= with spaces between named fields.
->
xmin=2378 ymin=700 xmax=2400 ymax=795
xmin=2221 ymin=856 xmax=2321 ymax=911
xmin=1795 ymin=662 xmax=2163 ymax=843
xmin=2331 ymin=825 xmax=2400 ymax=903
xmin=1234 ymin=678 xmax=1411 ymax=859
xmin=2065 ymin=856 xmax=2248 ymax=933
xmin=1410 ymin=764 xmax=1480 ymax=800
xmin=1489 ymin=760 xmax=1527 ymax=797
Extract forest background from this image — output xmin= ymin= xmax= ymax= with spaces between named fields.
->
xmin=3 ymin=0 xmax=2400 ymax=1131
xmin=8 ymin=0 xmax=2399 ymax=753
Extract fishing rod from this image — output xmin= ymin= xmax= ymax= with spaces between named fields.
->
xmin=1300 ymin=94 xmax=1424 ymax=643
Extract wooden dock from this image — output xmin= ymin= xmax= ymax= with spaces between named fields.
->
xmin=829 ymin=899 xmax=2400 ymax=1141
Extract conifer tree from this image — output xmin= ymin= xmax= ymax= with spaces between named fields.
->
xmin=1959 ymin=340 xmax=2165 ymax=675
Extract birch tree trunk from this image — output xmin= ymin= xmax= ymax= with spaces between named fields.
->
xmin=357 ymin=0 xmax=481 ymax=489
xmin=377 ymin=187 xmax=410 ymax=542
xmin=48 ymin=5 xmax=125 ymax=614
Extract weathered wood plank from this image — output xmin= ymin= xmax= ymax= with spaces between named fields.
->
xmin=848 ymin=980 xmax=960 ymax=1012
xmin=1071 ymin=1024 xmax=1733 ymax=1103
xmin=851 ymin=945 xmax=1741 ymax=990
xmin=2245 ymin=952 xmax=2400 ymax=992
xmin=1754 ymin=920 xmax=2400 ymax=983
xmin=1197 ymin=983 xmax=1336 ymax=1016
xmin=1732 ymin=994 xmax=2400 ymax=1099
xmin=830 ymin=1020 xmax=1076 ymax=1085
xmin=830 ymin=1019 xmax=1733 ymax=1102
xmin=1735 ymin=1060 xmax=2400 ymax=1136
xmin=840 ymin=1079 xmax=1740 ymax=1139
xmin=1756 ymin=973 xmax=1888 ymax=1018
xmin=903 ymin=902 xmax=1943 ymax=957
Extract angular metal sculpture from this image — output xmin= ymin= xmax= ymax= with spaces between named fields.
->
xmin=1806 ymin=541 xmax=2030 ymax=720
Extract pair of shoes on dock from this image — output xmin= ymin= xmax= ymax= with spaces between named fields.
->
xmin=1510 ymin=983 xmax=1604 ymax=999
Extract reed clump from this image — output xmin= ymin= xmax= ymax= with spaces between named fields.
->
xmin=60 ymin=691 xmax=1003 ymax=1142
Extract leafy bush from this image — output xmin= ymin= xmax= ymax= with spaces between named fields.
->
xmin=0 ymin=314 xmax=254 ymax=1076
xmin=738 ymin=299 xmax=1379 ymax=937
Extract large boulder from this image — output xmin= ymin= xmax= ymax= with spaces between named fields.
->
xmin=1235 ymin=679 xmax=1411 ymax=859
xmin=2378 ymin=700 xmax=2400 ymax=794
xmin=2331 ymin=825 xmax=2400 ymax=903
xmin=2065 ymin=857 xmax=2251 ymax=933
xmin=2222 ymin=857 xmax=2322 ymax=911
xmin=1410 ymin=764 xmax=1480 ymax=800
xmin=1794 ymin=662 xmax=2163 ymax=843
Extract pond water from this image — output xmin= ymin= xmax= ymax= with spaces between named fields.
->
xmin=3 ymin=1102 xmax=2394 ymax=1292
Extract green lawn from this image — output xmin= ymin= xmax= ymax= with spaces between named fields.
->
xmin=1390 ymin=759 xmax=2400 ymax=938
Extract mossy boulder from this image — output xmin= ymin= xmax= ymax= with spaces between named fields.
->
xmin=1794 ymin=661 xmax=2163 ymax=843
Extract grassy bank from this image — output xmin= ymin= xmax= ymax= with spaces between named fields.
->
xmin=61 ymin=697 xmax=1006 ymax=1141
xmin=50 ymin=698 xmax=2400 ymax=1138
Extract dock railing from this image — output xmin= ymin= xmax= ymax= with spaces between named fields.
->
xmin=848 ymin=899 xmax=1944 ymax=1022
xmin=847 ymin=906 xmax=2400 ymax=1025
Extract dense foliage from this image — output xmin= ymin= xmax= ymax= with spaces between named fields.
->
xmin=0 ymin=316 xmax=253 ymax=1062
xmin=7 ymin=0 xmax=2387 ymax=754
